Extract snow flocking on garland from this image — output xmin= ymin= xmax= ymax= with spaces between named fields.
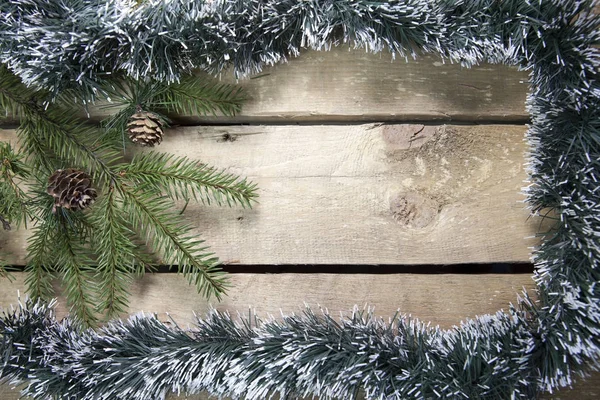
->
xmin=0 ymin=0 xmax=599 ymax=399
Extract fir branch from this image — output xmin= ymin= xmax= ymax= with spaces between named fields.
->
xmin=97 ymin=75 xmax=244 ymax=147
xmin=98 ymin=103 xmax=139 ymax=149
xmin=23 ymin=262 xmax=55 ymax=304
xmin=90 ymin=187 xmax=150 ymax=318
xmin=18 ymin=104 xmax=120 ymax=181
xmin=25 ymin=189 xmax=97 ymax=325
xmin=0 ymin=67 xmax=120 ymax=178
xmin=24 ymin=197 xmax=59 ymax=301
xmin=100 ymin=76 xmax=167 ymax=112
xmin=0 ymin=141 xmax=33 ymax=229
xmin=0 ymin=65 xmax=40 ymax=119
xmin=14 ymin=117 xmax=57 ymax=174
xmin=151 ymin=75 xmax=245 ymax=117
xmin=123 ymin=152 xmax=258 ymax=208
xmin=96 ymin=77 xmax=169 ymax=148
xmin=0 ymin=258 xmax=13 ymax=281
xmin=52 ymin=210 xmax=98 ymax=327
xmin=6 ymin=85 xmax=252 ymax=322
xmin=119 ymin=185 xmax=229 ymax=300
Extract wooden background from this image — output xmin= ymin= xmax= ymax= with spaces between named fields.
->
xmin=1 ymin=48 xmax=598 ymax=399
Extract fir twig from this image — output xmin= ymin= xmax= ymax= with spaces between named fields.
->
xmin=0 ymin=67 xmax=118 ymax=177
xmin=55 ymin=207 xmax=97 ymax=325
xmin=123 ymin=152 xmax=258 ymax=207
xmin=97 ymin=77 xmax=165 ymax=146
xmin=53 ymin=224 xmax=98 ymax=327
xmin=0 ymin=141 xmax=33 ymax=229
xmin=90 ymin=188 xmax=138 ymax=318
xmin=24 ymin=194 xmax=59 ymax=301
xmin=18 ymin=105 xmax=119 ymax=181
xmin=97 ymin=76 xmax=244 ymax=148
xmin=151 ymin=75 xmax=245 ymax=117
xmin=0 ymin=258 xmax=13 ymax=281
xmin=119 ymin=186 xmax=229 ymax=300
xmin=0 ymin=65 xmax=39 ymax=119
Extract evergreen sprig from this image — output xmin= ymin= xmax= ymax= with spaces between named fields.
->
xmin=0 ymin=259 xmax=11 ymax=281
xmin=0 ymin=65 xmax=256 ymax=324
xmin=153 ymin=75 xmax=246 ymax=117
xmin=0 ymin=65 xmax=39 ymax=119
xmin=0 ymin=142 xmax=32 ymax=230
xmin=119 ymin=185 xmax=227 ymax=300
xmin=123 ymin=152 xmax=258 ymax=207
xmin=24 ymin=190 xmax=60 ymax=302
xmin=90 ymin=188 xmax=145 ymax=318
xmin=98 ymin=75 xmax=245 ymax=146
xmin=52 ymin=212 xmax=98 ymax=328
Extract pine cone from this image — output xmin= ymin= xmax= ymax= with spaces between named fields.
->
xmin=127 ymin=110 xmax=164 ymax=146
xmin=47 ymin=168 xmax=97 ymax=212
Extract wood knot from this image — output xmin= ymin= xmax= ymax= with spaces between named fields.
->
xmin=218 ymin=133 xmax=237 ymax=142
xmin=389 ymin=192 xmax=439 ymax=228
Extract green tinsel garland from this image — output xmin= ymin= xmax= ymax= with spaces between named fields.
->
xmin=0 ymin=0 xmax=599 ymax=399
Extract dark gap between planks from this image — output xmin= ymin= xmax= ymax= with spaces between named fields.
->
xmin=168 ymin=118 xmax=532 ymax=127
xmin=5 ymin=263 xmax=534 ymax=274
xmin=150 ymin=263 xmax=533 ymax=274
xmin=1 ymin=117 xmax=531 ymax=131
xmin=213 ymin=263 xmax=535 ymax=274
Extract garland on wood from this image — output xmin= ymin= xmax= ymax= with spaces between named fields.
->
xmin=0 ymin=0 xmax=599 ymax=399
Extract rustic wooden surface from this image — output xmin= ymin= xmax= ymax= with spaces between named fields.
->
xmin=0 ymin=273 xmax=535 ymax=329
xmin=0 ymin=124 xmax=541 ymax=266
xmin=158 ymin=48 xmax=529 ymax=124
xmin=1 ymin=47 xmax=597 ymax=398
xmin=85 ymin=49 xmax=530 ymax=124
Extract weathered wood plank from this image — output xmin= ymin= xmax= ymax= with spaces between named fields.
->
xmin=84 ymin=49 xmax=530 ymax=124
xmin=0 ymin=273 xmax=598 ymax=399
xmin=0 ymin=124 xmax=542 ymax=265
xmin=218 ymin=50 xmax=529 ymax=123
xmin=0 ymin=272 xmax=533 ymax=328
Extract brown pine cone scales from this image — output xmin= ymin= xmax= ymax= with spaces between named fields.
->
xmin=127 ymin=110 xmax=164 ymax=146
xmin=47 ymin=168 xmax=97 ymax=212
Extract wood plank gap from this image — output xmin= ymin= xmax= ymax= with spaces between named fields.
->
xmin=1 ymin=119 xmax=532 ymax=133
xmin=2 ymin=117 xmax=533 ymax=131
xmin=3 ymin=263 xmax=535 ymax=274
xmin=183 ymin=263 xmax=536 ymax=274
xmin=168 ymin=116 xmax=532 ymax=127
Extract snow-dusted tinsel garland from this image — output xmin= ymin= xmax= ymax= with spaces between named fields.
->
xmin=0 ymin=0 xmax=599 ymax=399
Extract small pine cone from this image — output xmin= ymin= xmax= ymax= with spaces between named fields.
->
xmin=47 ymin=168 xmax=97 ymax=212
xmin=127 ymin=110 xmax=164 ymax=146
